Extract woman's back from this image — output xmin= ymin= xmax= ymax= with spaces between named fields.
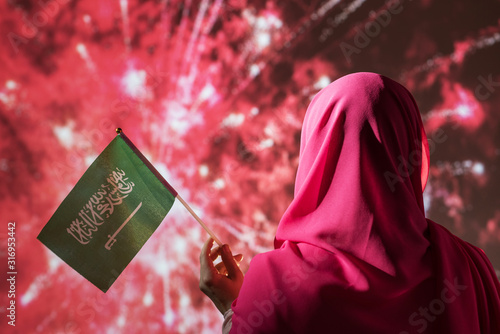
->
xmin=200 ymin=72 xmax=500 ymax=334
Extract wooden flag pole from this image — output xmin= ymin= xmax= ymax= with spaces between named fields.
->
xmin=176 ymin=194 xmax=223 ymax=247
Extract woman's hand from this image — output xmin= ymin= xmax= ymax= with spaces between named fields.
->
xmin=199 ymin=238 xmax=244 ymax=314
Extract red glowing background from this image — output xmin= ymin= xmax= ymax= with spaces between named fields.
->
xmin=1 ymin=0 xmax=500 ymax=333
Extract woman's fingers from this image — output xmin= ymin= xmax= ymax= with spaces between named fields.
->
xmin=215 ymin=254 xmax=243 ymax=276
xmin=234 ymin=253 xmax=243 ymax=263
xmin=200 ymin=238 xmax=217 ymax=275
xmin=215 ymin=262 xmax=228 ymax=275
xmin=221 ymin=245 xmax=244 ymax=280
xmin=201 ymin=238 xmax=214 ymax=259
xmin=214 ymin=253 xmax=243 ymax=275
xmin=201 ymin=239 xmax=244 ymax=277
xmin=209 ymin=246 xmax=221 ymax=261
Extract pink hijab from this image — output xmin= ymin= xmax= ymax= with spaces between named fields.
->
xmin=229 ymin=72 xmax=500 ymax=333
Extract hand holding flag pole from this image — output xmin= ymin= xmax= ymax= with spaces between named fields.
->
xmin=115 ymin=128 xmax=223 ymax=247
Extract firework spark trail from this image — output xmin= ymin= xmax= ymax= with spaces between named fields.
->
xmin=333 ymin=0 xmax=390 ymax=40
xmin=182 ymin=0 xmax=210 ymax=68
xmin=168 ymin=0 xmax=193 ymax=97
xmin=313 ymin=0 xmax=342 ymax=20
xmin=158 ymin=0 xmax=171 ymax=70
xmin=401 ymin=23 xmax=500 ymax=78
xmin=180 ymin=0 xmax=210 ymax=102
xmin=226 ymin=0 xmax=366 ymax=106
xmin=184 ymin=0 xmax=225 ymax=104
xmin=326 ymin=0 xmax=367 ymax=27
xmin=76 ymin=43 xmax=96 ymax=72
xmin=161 ymin=243 xmax=174 ymax=327
xmin=138 ymin=239 xmax=177 ymax=327
xmin=316 ymin=0 xmax=368 ymax=44
xmin=120 ymin=0 xmax=131 ymax=50
xmin=204 ymin=0 xmax=223 ymax=35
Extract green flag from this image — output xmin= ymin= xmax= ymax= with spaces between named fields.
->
xmin=37 ymin=131 xmax=177 ymax=292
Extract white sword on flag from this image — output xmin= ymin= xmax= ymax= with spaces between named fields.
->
xmin=105 ymin=202 xmax=143 ymax=250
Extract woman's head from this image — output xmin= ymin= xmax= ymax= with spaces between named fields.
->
xmin=276 ymin=72 xmax=430 ymax=275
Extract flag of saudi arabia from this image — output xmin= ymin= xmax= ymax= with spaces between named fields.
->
xmin=38 ymin=130 xmax=177 ymax=292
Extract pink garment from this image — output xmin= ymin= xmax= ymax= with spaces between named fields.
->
xmin=229 ymin=72 xmax=500 ymax=333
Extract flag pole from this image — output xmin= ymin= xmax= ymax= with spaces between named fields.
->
xmin=176 ymin=194 xmax=223 ymax=246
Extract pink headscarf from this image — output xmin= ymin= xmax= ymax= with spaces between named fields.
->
xmin=229 ymin=72 xmax=500 ymax=333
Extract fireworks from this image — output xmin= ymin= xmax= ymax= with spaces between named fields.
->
xmin=1 ymin=0 xmax=499 ymax=332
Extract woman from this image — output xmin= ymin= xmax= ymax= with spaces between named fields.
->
xmin=199 ymin=72 xmax=500 ymax=333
